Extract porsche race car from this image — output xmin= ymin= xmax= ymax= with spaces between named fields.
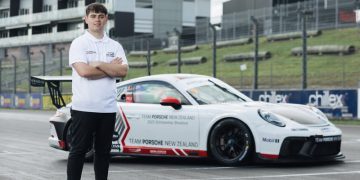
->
xmin=30 ymin=74 xmax=344 ymax=165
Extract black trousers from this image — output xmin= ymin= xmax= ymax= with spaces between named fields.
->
xmin=67 ymin=109 xmax=115 ymax=180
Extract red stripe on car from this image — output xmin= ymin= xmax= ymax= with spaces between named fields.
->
xmin=259 ymin=153 xmax=279 ymax=159
xmin=119 ymin=106 xmax=130 ymax=147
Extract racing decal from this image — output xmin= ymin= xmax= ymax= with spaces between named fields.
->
xmin=128 ymin=138 xmax=199 ymax=148
xmin=116 ymin=106 xmax=131 ymax=152
xmin=177 ymin=149 xmax=188 ymax=156
xmin=172 ymin=148 xmax=180 ymax=156
xmin=259 ymin=153 xmax=279 ymax=160
xmin=112 ymin=113 xmax=125 ymax=152
xmin=262 ymin=137 xmax=280 ymax=143
xmin=122 ymin=146 xmax=207 ymax=157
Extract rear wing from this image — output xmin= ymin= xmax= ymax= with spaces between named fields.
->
xmin=30 ymin=76 xmax=72 ymax=109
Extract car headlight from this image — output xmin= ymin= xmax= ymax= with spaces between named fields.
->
xmin=258 ymin=109 xmax=286 ymax=127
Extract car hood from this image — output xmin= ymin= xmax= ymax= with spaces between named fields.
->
xmin=213 ymin=101 xmax=328 ymax=126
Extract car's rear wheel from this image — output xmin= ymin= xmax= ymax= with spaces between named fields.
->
xmin=65 ymin=121 xmax=94 ymax=161
xmin=209 ymin=119 xmax=254 ymax=166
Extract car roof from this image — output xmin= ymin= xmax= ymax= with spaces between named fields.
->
xmin=117 ymin=74 xmax=210 ymax=86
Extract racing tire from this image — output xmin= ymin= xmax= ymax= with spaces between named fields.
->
xmin=65 ymin=121 xmax=94 ymax=162
xmin=209 ymin=119 xmax=254 ymax=166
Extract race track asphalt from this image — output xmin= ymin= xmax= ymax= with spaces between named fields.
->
xmin=0 ymin=109 xmax=359 ymax=180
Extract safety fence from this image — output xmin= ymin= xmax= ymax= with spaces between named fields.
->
xmin=1 ymin=88 xmax=359 ymax=119
xmin=118 ymin=0 xmax=360 ymax=51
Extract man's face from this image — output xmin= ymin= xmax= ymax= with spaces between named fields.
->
xmin=84 ymin=11 xmax=108 ymax=33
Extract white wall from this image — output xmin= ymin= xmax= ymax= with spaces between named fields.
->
xmin=0 ymin=0 xmax=10 ymax=8
xmin=113 ymin=0 xmax=135 ymax=12
xmin=20 ymin=0 xmax=32 ymax=12
xmin=183 ymin=1 xmax=195 ymax=26
xmin=135 ymin=7 xmax=153 ymax=33
xmin=195 ymin=0 xmax=210 ymax=17
xmin=153 ymin=0 xmax=182 ymax=38
xmin=43 ymin=0 xmax=57 ymax=10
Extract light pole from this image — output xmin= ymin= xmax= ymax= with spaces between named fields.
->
xmin=174 ymin=28 xmax=181 ymax=73
xmin=251 ymin=16 xmax=259 ymax=90
xmin=146 ymin=39 xmax=151 ymax=76
xmin=0 ymin=57 xmax=2 ymax=94
xmin=12 ymin=55 xmax=17 ymax=94
xmin=58 ymin=48 xmax=65 ymax=76
xmin=40 ymin=50 xmax=46 ymax=93
xmin=209 ymin=23 xmax=219 ymax=78
xmin=28 ymin=47 xmax=33 ymax=93
xmin=299 ymin=9 xmax=313 ymax=89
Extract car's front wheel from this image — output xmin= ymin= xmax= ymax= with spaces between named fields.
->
xmin=209 ymin=119 xmax=254 ymax=166
xmin=65 ymin=121 xmax=94 ymax=161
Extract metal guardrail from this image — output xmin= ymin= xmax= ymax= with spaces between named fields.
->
xmin=291 ymin=45 xmax=356 ymax=56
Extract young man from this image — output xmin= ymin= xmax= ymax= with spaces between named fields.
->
xmin=67 ymin=3 xmax=128 ymax=180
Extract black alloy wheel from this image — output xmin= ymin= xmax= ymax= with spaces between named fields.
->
xmin=209 ymin=119 xmax=254 ymax=166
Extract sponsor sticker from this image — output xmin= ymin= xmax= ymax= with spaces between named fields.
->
xmin=85 ymin=50 xmax=96 ymax=54
xmin=149 ymin=149 xmax=167 ymax=155
xmin=315 ymin=136 xmax=341 ymax=143
xmin=262 ymin=137 xmax=280 ymax=143
xmin=106 ymin=52 xmax=115 ymax=57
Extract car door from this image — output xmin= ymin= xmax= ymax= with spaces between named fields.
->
xmin=117 ymin=81 xmax=200 ymax=156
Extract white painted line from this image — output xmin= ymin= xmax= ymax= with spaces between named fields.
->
xmin=0 ymin=167 xmax=234 ymax=177
xmin=340 ymin=139 xmax=360 ymax=144
xmin=177 ymin=171 xmax=360 ymax=180
xmin=0 ymin=171 xmax=48 ymax=180
xmin=345 ymin=160 xmax=360 ymax=163
xmin=108 ymin=166 xmax=234 ymax=173
xmin=1 ymin=164 xmax=360 ymax=178
xmin=0 ymin=151 xmax=35 ymax=155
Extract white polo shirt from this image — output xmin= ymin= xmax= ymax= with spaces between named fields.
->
xmin=69 ymin=31 xmax=128 ymax=113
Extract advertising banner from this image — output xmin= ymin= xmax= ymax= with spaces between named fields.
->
xmin=14 ymin=93 xmax=28 ymax=109
xmin=0 ymin=93 xmax=13 ymax=108
xmin=242 ymin=89 xmax=358 ymax=119
xmin=29 ymin=93 xmax=42 ymax=109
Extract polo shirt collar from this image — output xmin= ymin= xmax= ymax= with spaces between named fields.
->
xmin=85 ymin=30 xmax=109 ymax=43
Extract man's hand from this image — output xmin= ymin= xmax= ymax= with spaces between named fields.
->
xmin=96 ymin=57 xmax=128 ymax=78
xmin=89 ymin=61 xmax=104 ymax=67
xmin=72 ymin=62 xmax=108 ymax=80
xmin=111 ymin=57 xmax=123 ymax=64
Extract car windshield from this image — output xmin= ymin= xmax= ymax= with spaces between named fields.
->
xmin=186 ymin=80 xmax=247 ymax=105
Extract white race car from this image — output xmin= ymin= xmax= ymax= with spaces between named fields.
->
xmin=31 ymin=74 xmax=344 ymax=165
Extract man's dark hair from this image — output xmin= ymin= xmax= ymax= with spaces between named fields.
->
xmin=86 ymin=3 xmax=108 ymax=16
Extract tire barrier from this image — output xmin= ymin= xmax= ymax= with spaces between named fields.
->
xmin=267 ymin=30 xmax=322 ymax=42
xmin=128 ymin=61 xmax=158 ymax=68
xmin=162 ymin=45 xmax=199 ymax=54
xmin=223 ymin=51 xmax=272 ymax=62
xmin=128 ymin=50 xmax=157 ymax=57
xmin=291 ymin=45 xmax=356 ymax=56
xmin=168 ymin=56 xmax=207 ymax=66
xmin=216 ymin=38 xmax=253 ymax=48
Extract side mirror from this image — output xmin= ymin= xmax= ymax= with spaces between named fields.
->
xmin=160 ymin=97 xmax=182 ymax=110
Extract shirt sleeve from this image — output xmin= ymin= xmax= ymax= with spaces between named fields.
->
xmin=69 ymin=38 xmax=87 ymax=67
xmin=115 ymin=42 xmax=128 ymax=65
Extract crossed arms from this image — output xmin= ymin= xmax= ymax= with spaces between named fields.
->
xmin=72 ymin=57 xmax=128 ymax=80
